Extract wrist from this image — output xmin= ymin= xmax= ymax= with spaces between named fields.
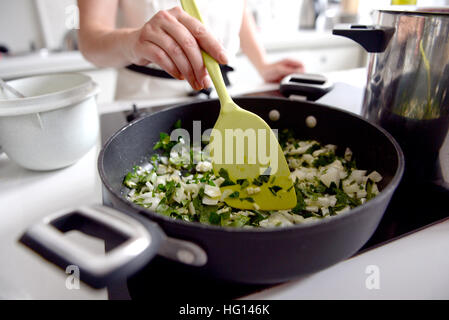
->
xmin=249 ymin=53 xmax=269 ymax=74
xmin=254 ymin=60 xmax=270 ymax=75
xmin=119 ymin=28 xmax=142 ymax=65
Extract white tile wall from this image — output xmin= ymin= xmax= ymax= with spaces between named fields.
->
xmin=35 ymin=0 xmax=77 ymax=50
xmin=2 ymin=0 xmax=448 ymax=55
xmin=0 ymin=0 xmax=77 ymax=53
xmin=0 ymin=0 xmax=44 ymax=53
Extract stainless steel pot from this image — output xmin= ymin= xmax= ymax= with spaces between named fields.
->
xmin=334 ymin=7 xmax=449 ymax=183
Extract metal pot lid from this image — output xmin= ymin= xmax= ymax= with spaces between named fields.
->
xmin=378 ymin=6 xmax=449 ymax=16
xmin=0 ymin=73 xmax=99 ymax=116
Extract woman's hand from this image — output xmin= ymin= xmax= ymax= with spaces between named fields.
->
xmin=258 ymin=58 xmax=305 ymax=83
xmin=238 ymin=5 xmax=305 ymax=85
xmin=128 ymin=6 xmax=227 ymax=90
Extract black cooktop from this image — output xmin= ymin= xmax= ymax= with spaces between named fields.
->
xmin=100 ymin=89 xmax=449 ymax=300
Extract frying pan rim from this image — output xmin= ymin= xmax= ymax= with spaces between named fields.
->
xmin=98 ymin=97 xmax=404 ymax=235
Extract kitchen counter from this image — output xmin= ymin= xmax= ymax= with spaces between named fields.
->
xmin=0 ymin=143 xmax=106 ymax=299
xmin=1 ymin=68 xmax=448 ymax=300
xmin=245 ymin=217 xmax=449 ymax=299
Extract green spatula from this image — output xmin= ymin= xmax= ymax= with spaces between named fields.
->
xmin=181 ymin=0 xmax=296 ymax=210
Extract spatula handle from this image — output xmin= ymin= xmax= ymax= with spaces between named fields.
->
xmin=180 ymin=0 xmax=231 ymax=105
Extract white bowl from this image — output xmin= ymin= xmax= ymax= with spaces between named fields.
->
xmin=0 ymin=73 xmax=100 ymax=171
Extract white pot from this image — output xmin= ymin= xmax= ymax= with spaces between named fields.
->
xmin=0 ymin=73 xmax=100 ymax=171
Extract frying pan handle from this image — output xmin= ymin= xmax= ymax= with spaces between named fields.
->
xmin=332 ymin=25 xmax=396 ymax=53
xmin=279 ymin=73 xmax=334 ymax=101
xmin=19 ymin=205 xmax=207 ymax=289
xmin=19 ymin=205 xmax=161 ymax=288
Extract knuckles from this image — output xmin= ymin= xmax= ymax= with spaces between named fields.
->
xmin=193 ymin=25 xmax=206 ymax=38
xmin=168 ymin=6 xmax=183 ymax=16
xmin=154 ymin=9 xmax=174 ymax=23
xmin=168 ymin=43 xmax=184 ymax=56
xmin=151 ymin=48 xmax=165 ymax=62
xmin=181 ymin=36 xmax=197 ymax=49
xmin=141 ymin=21 xmax=156 ymax=38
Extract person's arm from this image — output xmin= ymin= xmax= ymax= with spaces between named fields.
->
xmin=77 ymin=0 xmax=136 ymax=67
xmin=77 ymin=0 xmax=227 ymax=90
xmin=239 ymin=3 xmax=305 ymax=83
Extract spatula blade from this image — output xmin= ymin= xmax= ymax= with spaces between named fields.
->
xmin=210 ymin=101 xmax=297 ymax=210
xmin=180 ymin=0 xmax=296 ymax=210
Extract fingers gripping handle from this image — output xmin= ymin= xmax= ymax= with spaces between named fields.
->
xmin=180 ymin=0 xmax=231 ymax=104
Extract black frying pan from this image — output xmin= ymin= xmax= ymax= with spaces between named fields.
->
xmin=20 ymin=97 xmax=404 ymax=288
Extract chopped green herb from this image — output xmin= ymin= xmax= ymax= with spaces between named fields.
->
xmin=292 ymin=188 xmax=307 ymax=214
xmin=229 ymin=191 xmax=240 ymax=199
xmin=240 ymin=197 xmax=255 ymax=203
xmin=236 ymin=179 xmax=250 ymax=189
xmin=305 ymin=143 xmax=321 ymax=154
xmin=229 ymin=215 xmax=250 ymax=227
xmin=150 ymin=154 xmax=160 ymax=166
xmin=268 ymin=185 xmax=282 ymax=196
xmin=123 ymin=171 xmax=138 ymax=188
xmin=279 ymin=128 xmax=295 ymax=147
xmin=312 ymin=153 xmax=336 ymax=168
xmin=174 ymin=119 xmax=182 ymax=129
xmin=218 ymin=168 xmax=236 ymax=187
xmin=252 ymin=174 xmax=270 ymax=186
xmin=250 ymin=211 xmax=269 ymax=226
xmin=366 ymin=181 xmax=376 ymax=200
xmin=343 ymin=158 xmax=357 ymax=171
xmin=334 ymin=187 xmax=361 ymax=208
xmin=125 ymin=129 xmax=381 ymax=228
xmin=208 ymin=211 xmax=221 ymax=225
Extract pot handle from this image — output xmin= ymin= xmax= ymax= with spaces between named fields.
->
xmin=279 ymin=73 xmax=334 ymax=101
xmin=332 ymin=25 xmax=396 ymax=53
xmin=19 ymin=205 xmax=207 ymax=289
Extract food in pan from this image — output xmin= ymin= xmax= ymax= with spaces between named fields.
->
xmin=123 ymin=126 xmax=382 ymax=228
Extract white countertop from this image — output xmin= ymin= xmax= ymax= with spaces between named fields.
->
xmin=1 ymin=68 xmax=448 ymax=300
xmin=245 ymin=218 xmax=449 ymax=299
xmin=0 ymin=143 xmax=106 ymax=299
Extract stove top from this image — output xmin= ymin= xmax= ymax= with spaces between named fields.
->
xmin=99 ymin=88 xmax=449 ymax=300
